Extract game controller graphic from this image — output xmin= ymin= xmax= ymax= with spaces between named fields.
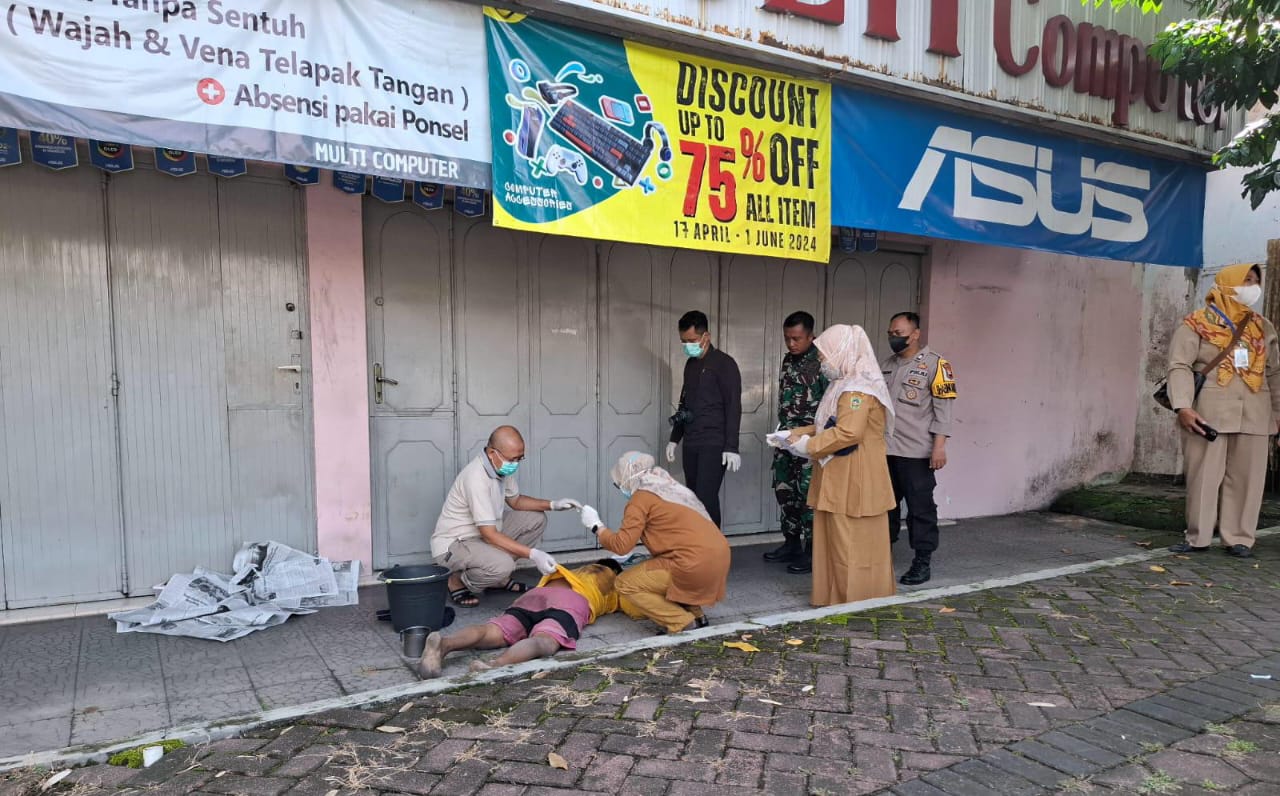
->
xmin=505 ymin=59 xmax=673 ymax=190
xmin=545 ymin=144 xmax=588 ymax=186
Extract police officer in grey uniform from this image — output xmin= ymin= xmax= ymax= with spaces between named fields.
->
xmin=881 ymin=312 xmax=956 ymax=586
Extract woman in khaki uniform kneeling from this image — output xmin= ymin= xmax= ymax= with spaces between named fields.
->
xmin=770 ymin=324 xmax=898 ymax=606
xmin=576 ymin=452 xmax=731 ymax=634
xmin=1168 ymin=263 xmax=1280 ymax=558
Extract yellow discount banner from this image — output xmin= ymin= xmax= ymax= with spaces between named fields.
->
xmin=485 ymin=11 xmax=831 ymax=262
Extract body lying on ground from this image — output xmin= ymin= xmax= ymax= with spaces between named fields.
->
xmin=417 ymin=559 xmax=632 ymax=678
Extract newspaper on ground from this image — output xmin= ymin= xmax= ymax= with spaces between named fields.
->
xmin=108 ymin=542 xmax=360 ymax=642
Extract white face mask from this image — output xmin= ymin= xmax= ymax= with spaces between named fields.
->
xmin=1234 ymin=284 xmax=1263 ymax=308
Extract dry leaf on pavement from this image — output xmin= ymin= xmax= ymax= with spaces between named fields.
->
xmin=548 ymin=752 xmax=570 ymax=770
xmin=939 ymin=607 xmax=956 ymax=614
xmin=1134 ymin=541 xmax=1153 ymax=548
xmin=723 ymin=641 xmax=760 ymax=653
xmin=785 ymin=639 xmax=805 ymax=646
xmin=1168 ymin=581 xmax=1193 ymax=587
xmin=1149 ymin=565 xmax=1167 ymax=573
xmin=376 ymin=725 xmax=407 ymax=733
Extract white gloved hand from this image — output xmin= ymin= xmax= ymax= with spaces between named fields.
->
xmin=766 ymin=430 xmax=791 ymax=449
xmin=529 ymin=548 xmax=558 ymax=575
xmin=665 ymin=442 xmax=678 ymax=463
xmin=550 ymin=498 xmax=581 ymax=511
xmin=787 ymin=434 xmax=812 ymax=458
xmin=579 ymin=505 xmax=602 ymax=531
xmin=722 ymin=452 xmax=741 ymax=472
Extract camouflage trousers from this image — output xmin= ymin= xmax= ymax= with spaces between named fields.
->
xmin=773 ymin=451 xmax=814 ymax=545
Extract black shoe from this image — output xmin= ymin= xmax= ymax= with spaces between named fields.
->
xmin=786 ymin=554 xmax=812 ymax=574
xmin=1227 ymin=544 xmax=1254 ymax=558
xmin=1168 ymin=543 xmax=1210 ymax=553
xmin=899 ymin=559 xmax=931 ymax=586
xmin=763 ymin=538 xmax=803 ymax=563
xmin=656 ymin=615 xmax=709 ymax=635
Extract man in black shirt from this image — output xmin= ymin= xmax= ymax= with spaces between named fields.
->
xmin=665 ymin=310 xmax=742 ymax=528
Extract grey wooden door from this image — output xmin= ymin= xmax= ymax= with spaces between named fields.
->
xmin=452 ymin=217 xmax=532 ymax=528
xmin=0 ymin=158 xmax=126 ymax=608
xmin=217 ymin=177 xmax=313 ymax=552
xmin=721 ymin=255 xmax=773 ymax=533
xmin=527 ymin=233 xmax=598 ymax=551
xmin=453 ymin=221 xmax=598 ymax=554
xmin=365 ymin=201 xmax=457 ymax=568
xmin=828 ymin=249 xmax=922 ymax=361
xmin=718 ymin=257 xmax=829 ymax=536
xmin=109 ymin=168 xmax=312 ymax=594
xmin=597 ymin=243 xmax=665 ymax=530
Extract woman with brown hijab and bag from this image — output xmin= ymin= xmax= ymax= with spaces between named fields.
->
xmin=768 ymin=324 xmax=897 ymax=605
xmin=1167 ymin=263 xmax=1280 ymax=558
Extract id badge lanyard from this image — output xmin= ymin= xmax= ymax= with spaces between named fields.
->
xmin=1211 ymin=305 xmax=1251 ymax=370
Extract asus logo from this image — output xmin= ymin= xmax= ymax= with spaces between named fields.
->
xmin=899 ymin=126 xmax=1150 ymax=243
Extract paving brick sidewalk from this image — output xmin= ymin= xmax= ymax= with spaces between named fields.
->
xmin=3 ymin=544 xmax=1278 ymax=795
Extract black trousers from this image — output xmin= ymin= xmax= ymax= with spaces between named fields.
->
xmin=682 ymin=446 xmax=726 ymax=528
xmin=887 ymin=456 xmax=939 ymax=556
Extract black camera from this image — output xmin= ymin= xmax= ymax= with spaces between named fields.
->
xmin=668 ymin=408 xmax=693 ymax=428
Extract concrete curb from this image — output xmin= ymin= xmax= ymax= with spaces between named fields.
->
xmin=3 ymin=526 xmax=1275 ymax=773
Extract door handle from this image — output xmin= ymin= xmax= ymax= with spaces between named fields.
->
xmin=373 ymin=362 xmax=399 ymax=404
xmin=276 ymin=364 xmax=302 ymax=373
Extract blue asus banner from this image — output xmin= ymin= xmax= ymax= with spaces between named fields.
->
xmin=832 ymin=88 xmax=1205 ymax=267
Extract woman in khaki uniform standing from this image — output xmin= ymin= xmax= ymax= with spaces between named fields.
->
xmin=1168 ymin=263 xmax=1280 ymax=558
xmin=769 ymin=324 xmax=897 ymax=605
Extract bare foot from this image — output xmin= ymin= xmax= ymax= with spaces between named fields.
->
xmin=468 ymin=659 xmax=493 ymax=673
xmin=417 ymin=632 xmax=444 ymax=679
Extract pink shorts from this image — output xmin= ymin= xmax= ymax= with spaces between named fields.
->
xmin=486 ymin=586 xmax=591 ymax=650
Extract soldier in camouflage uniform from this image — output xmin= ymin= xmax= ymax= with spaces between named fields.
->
xmin=764 ymin=311 xmax=828 ymax=573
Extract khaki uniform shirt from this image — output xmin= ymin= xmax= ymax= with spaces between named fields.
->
xmin=1167 ymin=319 xmax=1280 ymax=435
xmin=595 ymin=490 xmax=731 ymax=606
xmin=790 ymin=392 xmax=897 ymax=518
xmin=880 ymin=346 xmax=956 ymax=458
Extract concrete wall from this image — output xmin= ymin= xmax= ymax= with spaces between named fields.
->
xmin=1204 ymin=165 xmax=1280 ymax=276
xmin=305 ymin=185 xmax=373 ymax=572
xmin=923 ymin=241 xmax=1144 ymax=518
xmin=1132 ymin=265 xmax=1198 ymax=475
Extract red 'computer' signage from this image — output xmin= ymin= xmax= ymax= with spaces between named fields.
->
xmin=760 ymin=0 xmax=1223 ymax=129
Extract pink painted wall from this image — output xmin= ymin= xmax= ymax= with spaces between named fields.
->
xmin=306 ymin=182 xmax=372 ymax=570
xmin=922 ymin=241 xmax=1143 ymax=518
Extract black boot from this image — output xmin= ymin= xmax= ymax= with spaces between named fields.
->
xmin=786 ymin=542 xmax=812 ymax=574
xmin=899 ymin=556 xmax=931 ymax=586
xmin=764 ymin=537 xmax=802 ymax=563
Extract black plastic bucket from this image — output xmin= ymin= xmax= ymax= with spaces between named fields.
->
xmin=378 ymin=564 xmax=450 ymax=633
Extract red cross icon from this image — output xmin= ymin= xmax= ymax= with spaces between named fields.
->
xmin=197 ymin=78 xmax=226 ymax=106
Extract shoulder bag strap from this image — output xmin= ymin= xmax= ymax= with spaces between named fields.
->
xmin=1199 ymin=311 xmax=1252 ymax=377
